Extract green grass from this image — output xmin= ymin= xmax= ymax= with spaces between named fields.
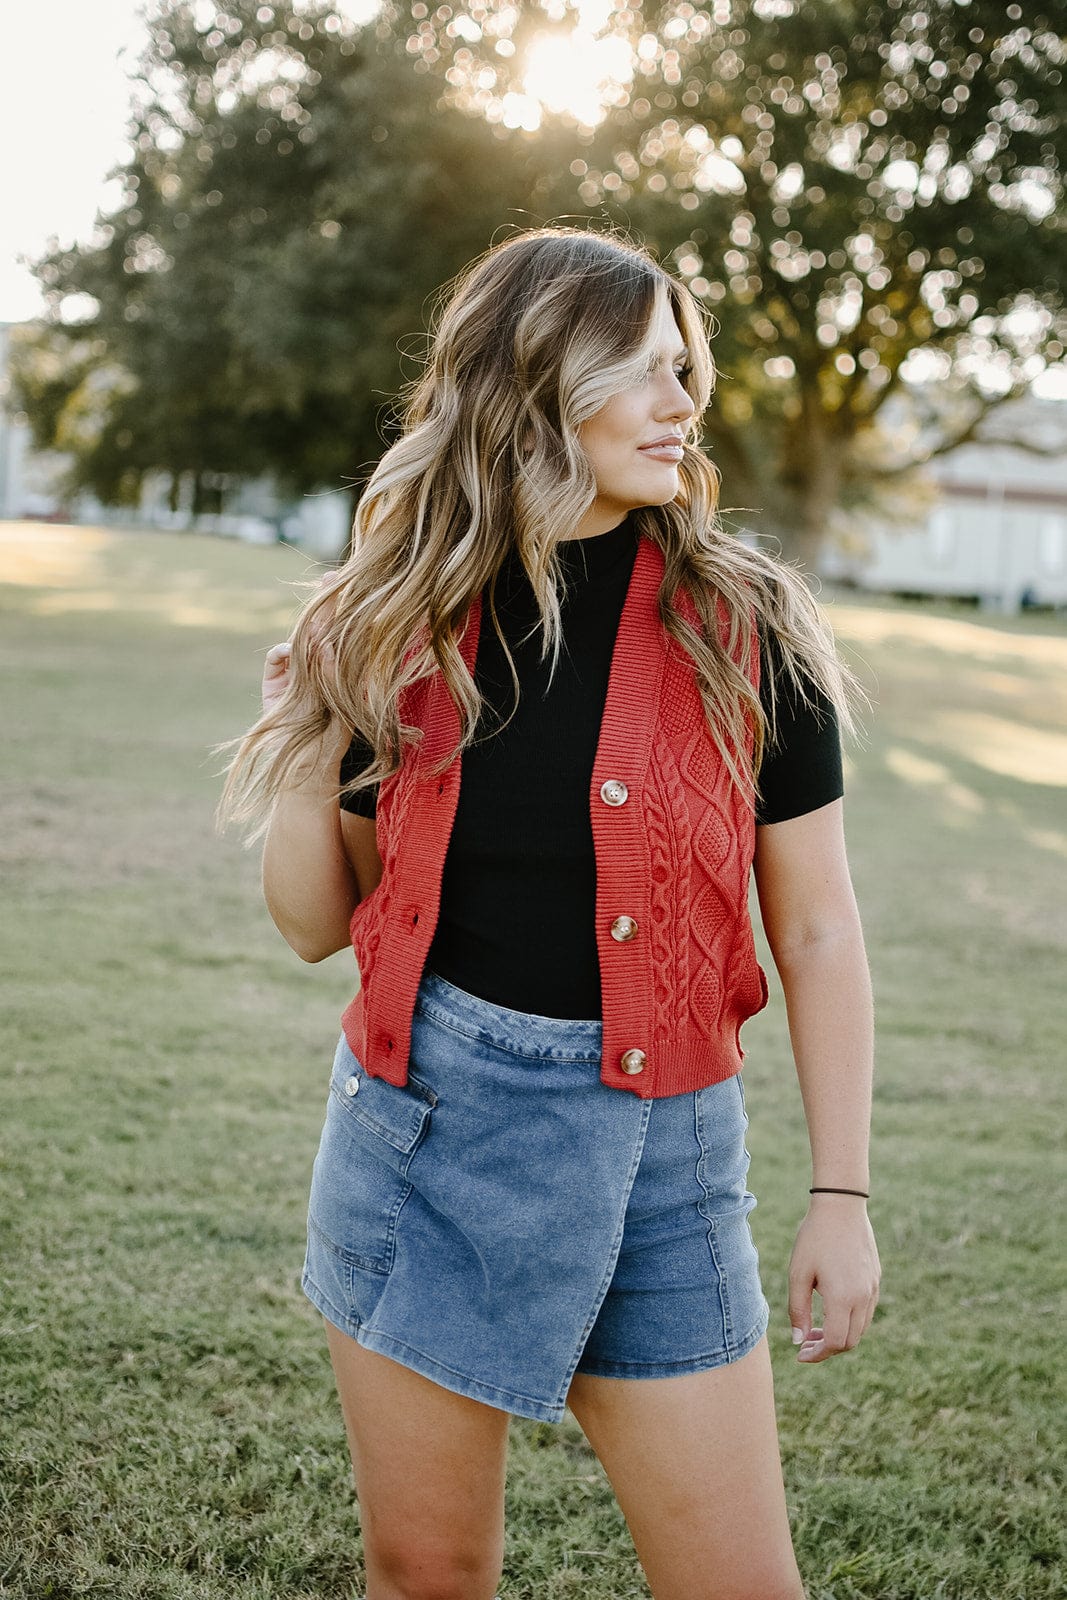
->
xmin=1 ymin=522 xmax=1064 ymax=1599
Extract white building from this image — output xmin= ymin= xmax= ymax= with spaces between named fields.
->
xmin=0 ymin=321 xmax=73 ymax=520
xmin=821 ymin=392 xmax=1067 ymax=611
xmin=5 ymin=317 xmax=1066 ymax=596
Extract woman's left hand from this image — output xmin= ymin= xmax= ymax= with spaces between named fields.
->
xmin=787 ymin=1196 xmax=881 ymax=1363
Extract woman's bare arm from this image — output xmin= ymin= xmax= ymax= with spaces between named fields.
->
xmin=752 ymin=798 xmax=881 ymax=1363
xmin=258 ymin=640 xmax=381 ymax=963
xmin=260 ymin=723 xmax=357 ymax=962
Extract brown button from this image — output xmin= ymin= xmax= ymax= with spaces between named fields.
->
xmin=600 ymin=778 xmax=629 ymax=807
xmin=620 ymin=1049 xmax=646 ymax=1075
xmin=611 ymin=915 xmax=638 ymax=942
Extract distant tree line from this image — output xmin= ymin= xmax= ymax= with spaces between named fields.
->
xmin=9 ymin=0 xmax=1066 ymax=563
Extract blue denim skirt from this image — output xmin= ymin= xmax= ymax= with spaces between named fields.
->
xmin=301 ymin=968 xmax=770 ymax=1424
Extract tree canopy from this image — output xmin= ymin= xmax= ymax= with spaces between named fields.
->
xmin=10 ymin=3 xmax=535 ymax=511
xmin=9 ymin=0 xmax=1066 ymax=559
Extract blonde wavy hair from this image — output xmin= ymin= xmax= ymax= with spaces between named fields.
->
xmin=218 ymin=224 xmax=862 ymax=839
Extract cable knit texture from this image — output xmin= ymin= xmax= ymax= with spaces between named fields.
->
xmin=341 ymin=534 xmax=768 ymax=1099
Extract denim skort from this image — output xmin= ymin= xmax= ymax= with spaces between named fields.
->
xmin=301 ymin=968 xmax=770 ymax=1424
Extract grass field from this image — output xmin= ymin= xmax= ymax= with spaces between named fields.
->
xmin=1 ymin=521 xmax=1064 ymax=1600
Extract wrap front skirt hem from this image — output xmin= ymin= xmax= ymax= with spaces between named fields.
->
xmin=302 ymin=1269 xmax=771 ymax=1423
xmin=301 ymin=968 xmax=771 ymax=1423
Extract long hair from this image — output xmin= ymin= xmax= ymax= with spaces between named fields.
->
xmin=218 ymin=224 xmax=862 ymax=839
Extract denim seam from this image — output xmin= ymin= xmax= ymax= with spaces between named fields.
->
xmin=693 ymin=1088 xmax=735 ymax=1349
xmin=555 ymin=1097 xmax=654 ymax=1408
xmin=306 ymin=1210 xmax=391 ymax=1276
xmin=301 ymin=1266 xmax=365 ymax=1340
xmin=352 ymin=1177 xmax=412 ymax=1286
xmin=414 ymin=1004 xmax=602 ymax=1065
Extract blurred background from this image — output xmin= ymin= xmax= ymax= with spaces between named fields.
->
xmin=2 ymin=0 xmax=1066 ymax=601
xmin=2 ymin=7 xmax=1065 ymax=1599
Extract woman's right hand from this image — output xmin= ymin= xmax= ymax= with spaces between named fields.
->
xmin=261 ymin=571 xmax=344 ymax=715
xmin=261 ymin=639 xmax=347 ymax=771
xmin=262 ymin=640 xmax=295 ymax=714
xmin=261 ymin=574 xmax=350 ymax=770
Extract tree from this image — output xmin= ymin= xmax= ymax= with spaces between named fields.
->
xmin=9 ymin=2 xmax=535 ymax=515
xmin=10 ymin=1 xmax=1066 ymax=564
xmin=396 ymin=0 xmax=1067 ymax=562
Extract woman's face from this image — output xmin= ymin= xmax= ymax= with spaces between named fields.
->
xmin=573 ymin=292 xmax=696 ymax=538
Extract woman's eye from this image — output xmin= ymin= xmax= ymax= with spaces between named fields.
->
xmin=643 ymin=360 xmax=693 ymax=384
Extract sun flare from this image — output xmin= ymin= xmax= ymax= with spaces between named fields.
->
xmin=513 ymin=11 xmax=634 ymax=130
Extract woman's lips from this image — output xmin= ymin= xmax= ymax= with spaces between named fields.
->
xmin=639 ymin=443 xmax=684 ymax=462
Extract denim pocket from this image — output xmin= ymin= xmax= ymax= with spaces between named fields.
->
xmin=307 ymin=1038 xmax=435 ymax=1278
xmin=328 ymin=1042 xmax=437 ymax=1155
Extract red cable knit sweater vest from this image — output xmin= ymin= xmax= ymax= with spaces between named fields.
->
xmin=340 ymin=533 xmax=768 ymax=1099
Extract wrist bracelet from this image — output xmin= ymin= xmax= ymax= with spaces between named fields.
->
xmin=809 ymin=1186 xmax=869 ymax=1199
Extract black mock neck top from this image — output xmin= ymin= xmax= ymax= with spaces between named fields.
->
xmin=339 ymin=515 xmax=842 ymax=1016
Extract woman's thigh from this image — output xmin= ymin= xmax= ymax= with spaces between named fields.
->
xmin=567 ymin=1334 xmax=805 ymax=1600
xmin=324 ymin=1321 xmax=510 ymax=1600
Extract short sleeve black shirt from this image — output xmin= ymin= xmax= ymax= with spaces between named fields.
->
xmin=337 ymin=519 xmax=843 ymax=1016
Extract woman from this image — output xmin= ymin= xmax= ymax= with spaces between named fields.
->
xmin=220 ymin=225 xmax=880 ymax=1600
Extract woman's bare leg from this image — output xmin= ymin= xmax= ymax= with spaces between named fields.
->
xmin=324 ymin=1321 xmax=510 ymax=1600
xmin=567 ymin=1334 xmax=805 ymax=1600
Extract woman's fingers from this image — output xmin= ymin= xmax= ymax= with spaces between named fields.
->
xmin=790 ymin=1209 xmax=880 ymax=1365
xmin=264 ymin=641 xmax=293 ymax=676
xmin=262 ymin=642 xmax=293 ymax=711
xmin=819 ymin=1299 xmax=854 ymax=1356
xmin=262 ymin=569 xmax=343 ymax=706
xmin=860 ymin=1288 xmax=879 ymax=1341
xmin=787 ymin=1276 xmax=814 ymax=1343
xmin=797 ymin=1290 xmax=878 ymax=1361
xmin=796 ymin=1327 xmax=825 ymax=1362
xmin=261 ymin=621 xmax=336 ymax=709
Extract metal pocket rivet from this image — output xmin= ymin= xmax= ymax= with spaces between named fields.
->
xmin=343 ymin=1075 xmax=360 ymax=1096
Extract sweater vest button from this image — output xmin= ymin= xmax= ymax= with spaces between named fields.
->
xmin=600 ymin=778 xmax=629 ymax=806
xmin=620 ymin=1049 xmax=646 ymax=1075
xmin=611 ymin=915 xmax=638 ymax=942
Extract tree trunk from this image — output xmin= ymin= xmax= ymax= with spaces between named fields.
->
xmin=769 ymin=386 xmax=851 ymax=571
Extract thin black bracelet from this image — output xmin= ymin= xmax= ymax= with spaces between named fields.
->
xmin=810 ymin=1186 xmax=869 ymax=1198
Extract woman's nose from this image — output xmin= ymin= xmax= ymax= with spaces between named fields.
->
xmin=661 ymin=380 xmax=695 ymax=422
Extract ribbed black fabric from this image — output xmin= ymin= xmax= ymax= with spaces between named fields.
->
xmin=339 ymin=515 xmax=843 ymax=1017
